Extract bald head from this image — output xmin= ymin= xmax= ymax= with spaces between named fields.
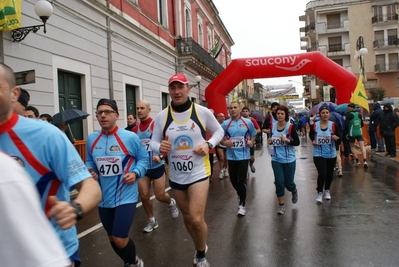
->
xmin=0 ymin=63 xmax=19 ymax=123
xmin=136 ymin=100 xmax=151 ymax=120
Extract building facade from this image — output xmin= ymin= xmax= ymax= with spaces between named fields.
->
xmin=300 ymin=0 xmax=399 ymax=105
xmin=2 ymin=0 xmax=233 ymax=139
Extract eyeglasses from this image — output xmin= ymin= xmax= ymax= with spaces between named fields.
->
xmin=95 ymin=110 xmax=116 ymax=115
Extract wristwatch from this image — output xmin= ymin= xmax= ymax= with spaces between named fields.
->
xmin=159 ymin=154 xmax=164 ymax=161
xmin=206 ymin=142 xmax=214 ymax=149
xmin=69 ymin=201 xmax=84 ymax=221
xmin=132 ymin=171 xmax=139 ymax=178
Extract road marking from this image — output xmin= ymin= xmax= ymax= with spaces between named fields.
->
xmin=77 ymin=186 xmax=172 ymax=239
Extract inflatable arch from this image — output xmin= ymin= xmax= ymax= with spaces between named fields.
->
xmin=205 ymin=51 xmax=357 ymax=116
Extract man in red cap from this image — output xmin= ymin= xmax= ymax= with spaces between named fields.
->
xmin=150 ymin=73 xmax=224 ymax=267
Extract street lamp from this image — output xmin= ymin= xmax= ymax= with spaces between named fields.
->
xmin=194 ymin=75 xmax=202 ymax=103
xmin=11 ymin=0 xmax=53 ymax=42
xmin=354 ymin=35 xmax=368 ymax=82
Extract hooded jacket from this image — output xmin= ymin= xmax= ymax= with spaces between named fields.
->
xmin=328 ymin=104 xmax=344 ymax=137
xmin=379 ymin=104 xmax=399 ymax=136
xmin=369 ymin=103 xmax=383 ymax=132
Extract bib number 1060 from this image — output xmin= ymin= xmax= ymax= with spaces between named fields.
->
xmin=172 ymin=161 xmax=193 ymax=171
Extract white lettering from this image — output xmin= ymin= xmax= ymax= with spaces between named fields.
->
xmin=245 ymin=56 xmax=299 ymax=67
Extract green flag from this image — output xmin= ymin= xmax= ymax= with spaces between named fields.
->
xmin=210 ymin=36 xmax=220 ymax=56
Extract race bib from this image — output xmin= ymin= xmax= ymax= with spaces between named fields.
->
xmin=230 ymin=136 xmax=245 ymax=149
xmin=170 ymin=154 xmax=194 ymax=173
xmin=271 ymin=135 xmax=285 ymax=146
xmin=95 ymin=156 xmax=123 ymax=177
xmin=316 ymin=134 xmax=331 ymax=145
xmin=141 ymin=138 xmax=152 ymax=151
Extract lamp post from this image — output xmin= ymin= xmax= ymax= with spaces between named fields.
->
xmin=195 ymin=75 xmax=202 ymax=104
xmin=11 ymin=0 xmax=53 ymax=42
xmin=354 ymin=35 xmax=368 ymax=82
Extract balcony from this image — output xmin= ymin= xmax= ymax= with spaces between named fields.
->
xmin=238 ymin=91 xmax=248 ymax=98
xmin=374 ymin=62 xmax=399 ymax=73
xmin=372 ymin=13 xmax=398 ymax=24
xmin=316 ymin=20 xmax=349 ymax=34
xmin=373 ymin=36 xmax=399 ymax=48
xmin=248 ymin=94 xmax=259 ymax=102
xmin=176 ymin=38 xmax=224 ymax=79
xmin=305 ymin=23 xmax=315 ymax=33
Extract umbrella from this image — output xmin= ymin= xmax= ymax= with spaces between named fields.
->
xmin=310 ymin=102 xmax=336 ymax=115
xmin=250 ymin=110 xmax=265 ymax=122
xmin=52 ymin=109 xmax=90 ymax=126
xmin=296 ymin=110 xmax=309 ymax=116
xmin=335 ymin=103 xmax=359 ymax=114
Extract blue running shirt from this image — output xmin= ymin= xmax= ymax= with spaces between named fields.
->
xmin=221 ymin=117 xmax=257 ymax=161
xmin=0 ymin=113 xmax=91 ymax=257
xmin=86 ymin=126 xmax=148 ymax=208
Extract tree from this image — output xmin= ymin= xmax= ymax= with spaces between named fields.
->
xmin=368 ymin=87 xmax=386 ymax=102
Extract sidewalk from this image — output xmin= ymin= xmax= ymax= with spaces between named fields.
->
xmin=366 ymin=146 xmax=399 ymax=165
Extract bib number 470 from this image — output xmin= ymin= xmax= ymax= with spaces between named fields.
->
xmin=99 ymin=164 xmax=120 ymax=176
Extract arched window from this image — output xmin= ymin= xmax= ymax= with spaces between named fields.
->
xmin=198 ymin=24 xmax=203 ymax=45
xmin=185 ymin=9 xmax=191 ymax=38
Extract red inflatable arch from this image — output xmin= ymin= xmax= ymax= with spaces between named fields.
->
xmin=205 ymin=51 xmax=357 ymax=116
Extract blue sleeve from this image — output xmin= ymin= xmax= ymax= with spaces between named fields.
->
xmin=130 ymin=134 xmax=149 ymax=178
xmin=85 ymin=135 xmax=96 ymax=172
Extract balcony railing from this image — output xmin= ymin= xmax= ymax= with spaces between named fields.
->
xmin=374 ymin=62 xmax=399 ymax=72
xmin=176 ymin=38 xmax=224 ymax=75
xmin=248 ymin=94 xmax=259 ymax=102
xmin=305 ymin=23 xmax=315 ymax=32
xmin=372 ymin=13 xmax=398 ymax=24
xmin=326 ymin=21 xmax=344 ymax=30
xmin=328 ymin=43 xmax=343 ymax=52
xmin=373 ymin=36 xmax=399 ymax=47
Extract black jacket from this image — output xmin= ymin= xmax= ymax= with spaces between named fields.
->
xmin=369 ymin=103 xmax=383 ymax=132
xmin=379 ymin=105 xmax=399 ymax=136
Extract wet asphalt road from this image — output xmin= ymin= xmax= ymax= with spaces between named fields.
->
xmin=77 ymin=138 xmax=399 ymax=267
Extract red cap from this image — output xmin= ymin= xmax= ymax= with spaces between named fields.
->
xmin=168 ymin=73 xmax=188 ymax=86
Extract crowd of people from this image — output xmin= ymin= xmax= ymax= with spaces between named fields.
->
xmin=2 ymin=64 xmax=399 ymax=267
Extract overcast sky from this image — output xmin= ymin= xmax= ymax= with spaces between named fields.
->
xmin=212 ymin=0 xmax=311 ymax=92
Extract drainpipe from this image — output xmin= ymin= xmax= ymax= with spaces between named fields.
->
xmin=106 ymin=16 xmax=114 ymax=99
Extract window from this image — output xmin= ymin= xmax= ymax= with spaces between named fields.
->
xmin=207 ymin=34 xmax=211 ymax=51
xmin=388 ymin=53 xmax=398 ymax=71
xmin=374 ymin=30 xmax=384 ymax=47
xmin=387 ymin=4 xmax=396 ymax=20
xmin=158 ymin=0 xmax=167 ymax=28
xmin=373 ymin=6 xmax=383 ymax=22
xmin=326 ymin=14 xmax=341 ymax=29
xmin=375 ymin=54 xmax=385 ymax=71
xmin=162 ymin=92 xmax=169 ymax=110
xmin=198 ymin=24 xmax=203 ymax=46
xmin=388 ymin=29 xmax=397 ymax=45
xmin=328 ymin=36 xmax=342 ymax=52
xmin=185 ymin=9 xmax=191 ymax=38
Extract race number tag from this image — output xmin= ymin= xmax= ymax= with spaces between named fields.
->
xmin=316 ymin=134 xmax=331 ymax=145
xmin=170 ymin=154 xmax=194 ymax=173
xmin=141 ymin=138 xmax=152 ymax=151
xmin=271 ymin=135 xmax=285 ymax=146
xmin=95 ymin=156 xmax=123 ymax=177
xmin=230 ymin=136 xmax=245 ymax=149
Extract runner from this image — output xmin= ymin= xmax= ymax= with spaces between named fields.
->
xmin=241 ymin=106 xmax=260 ymax=178
xmin=0 ymin=62 xmax=101 ymax=267
xmin=86 ymin=99 xmax=148 ymax=267
xmin=216 ymin=112 xmax=228 ymax=179
xmin=220 ymin=102 xmax=257 ymax=216
xmin=268 ymin=105 xmax=300 ymax=215
xmin=309 ymin=104 xmax=341 ymax=203
xmin=132 ymin=100 xmax=179 ymax=233
xmin=150 ymin=73 xmax=224 ymax=267
xmin=262 ymin=102 xmax=279 ymax=137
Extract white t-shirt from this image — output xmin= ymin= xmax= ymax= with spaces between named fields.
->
xmin=0 ymin=152 xmax=71 ymax=267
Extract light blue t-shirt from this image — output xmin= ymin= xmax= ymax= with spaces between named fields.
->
xmin=0 ymin=114 xmax=90 ymax=257
xmin=221 ymin=117 xmax=257 ymax=161
xmin=86 ymin=126 xmax=148 ymax=208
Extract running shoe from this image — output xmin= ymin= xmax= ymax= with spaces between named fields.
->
xmin=277 ymin=204 xmax=285 ymax=215
xmin=250 ymin=164 xmax=256 ymax=173
xmin=246 ymin=172 xmax=250 ymax=180
xmin=363 ymin=160 xmax=368 ymax=168
xmin=193 ymin=245 xmax=208 ymax=266
xmin=337 ymin=168 xmax=343 ymax=177
xmin=324 ymin=190 xmax=331 ymax=200
xmin=292 ymin=190 xmax=298 ymax=204
xmin=237 ymin=205 xmax=246 ymax=216
xmin=168 ymin=198 xmax=179 ymax=219
xmin=196 ymin=259 xmax=210 ymax=267
xmin=223 ymin=169 xmax=229 ymax=178
xmin=125 ymin=256 xmax=144 ymax=267
xmin=315 ymin=192 xmax=323 ymax=203
xmin=143 ymin=219 xmax=158 ymax=233
xmin=219 ymin=170 xmax=224 ymax=179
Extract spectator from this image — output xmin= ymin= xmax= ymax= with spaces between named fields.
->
xmin=369 ymin=103 xmax=384 ymax=152
xmin=25 ymin=105 xmax=39 ymax=118
xmin=379 ymin=104 xmax=399 ymax=157
xmin=40 ymin=113 xmax=53 ymax=123
xmin=125 ymin=113 xmax=137 ymax=131
xmin=13 ymin=88 xmax=30 ymax=115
